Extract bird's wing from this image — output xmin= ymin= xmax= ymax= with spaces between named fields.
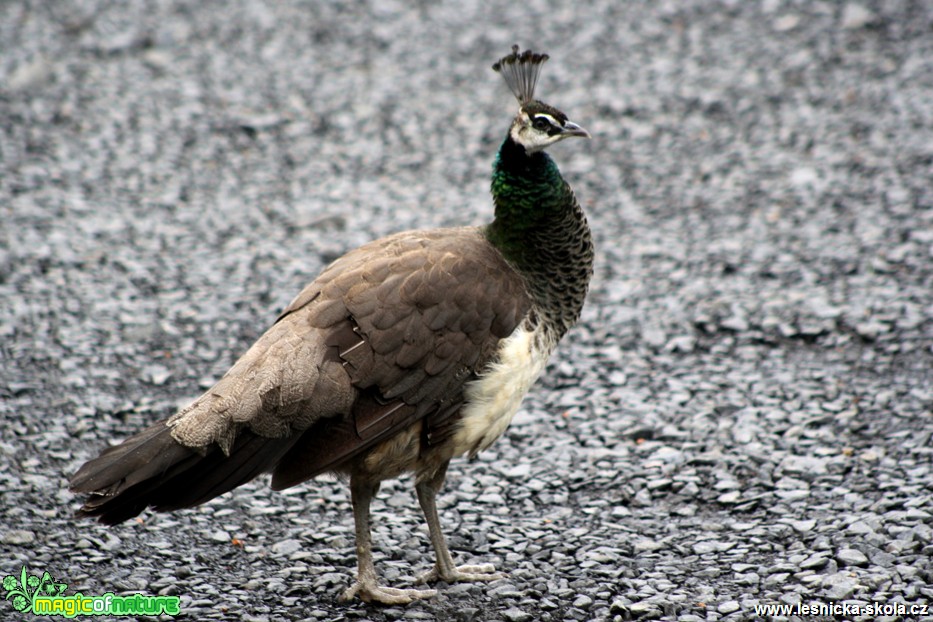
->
xmin=167 ymin=226 xmax=532 ymax=489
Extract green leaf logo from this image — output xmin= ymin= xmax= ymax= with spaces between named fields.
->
xmin=2 ymin=566 xmax=68 ymax=614
xmin=4 ymin=564 xmax=179 ymax=616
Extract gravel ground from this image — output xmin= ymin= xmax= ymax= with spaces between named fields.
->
xmin=2 ymin=1 xmax=932 ymax=620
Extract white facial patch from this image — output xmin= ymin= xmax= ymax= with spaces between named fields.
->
xmin=511 ymin=110 xmax=567 ymax=153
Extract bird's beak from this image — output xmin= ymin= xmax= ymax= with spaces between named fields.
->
xmin=561 ymin=121 xmax=590 ymax=139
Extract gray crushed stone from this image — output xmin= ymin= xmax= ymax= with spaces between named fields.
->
xmin=2 ymin=0 xmax=932 ymax=620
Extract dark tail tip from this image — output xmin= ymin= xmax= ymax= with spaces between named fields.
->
xmin=70 ymin=422 xmax=297 ymax=524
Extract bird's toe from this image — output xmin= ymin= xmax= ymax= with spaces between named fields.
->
xmin=417 ymin=563 xmax=504 ymax=584
xmin=340 ymin=581 xmax=438 ymax=605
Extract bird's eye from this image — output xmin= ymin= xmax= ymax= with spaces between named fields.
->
xmin=532 ymin=116 xmax=551 ymax=131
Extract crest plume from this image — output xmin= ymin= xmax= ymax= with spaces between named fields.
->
xmin=492 ymin=45 xmax=549 ymax=104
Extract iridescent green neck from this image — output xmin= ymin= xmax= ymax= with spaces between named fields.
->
xmin=485 ymin=136 xmax=594 ymax=336
xmin=487 ymin=137 xmax=570 ymax=259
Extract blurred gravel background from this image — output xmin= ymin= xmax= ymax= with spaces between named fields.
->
xmin=2 ymin=1 xmax=932 ymax=620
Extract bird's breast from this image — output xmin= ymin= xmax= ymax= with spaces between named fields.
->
xmin=452 ymin=320 xmax=553 ymax=458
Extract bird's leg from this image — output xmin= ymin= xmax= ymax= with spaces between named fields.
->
xmin=415 ymin=461 xmax=504 ymax=584
xmin=340 ymin=476 xmax=438 ymax=605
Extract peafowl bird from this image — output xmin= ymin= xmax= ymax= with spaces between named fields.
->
xmin=70 ymin=45 xmax=593 ymax=605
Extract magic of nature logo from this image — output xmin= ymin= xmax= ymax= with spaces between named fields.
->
xmin=3 ymin=566 xmax=181 ymax=618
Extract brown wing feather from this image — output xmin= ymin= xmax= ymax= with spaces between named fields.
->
xmin=269 ymin=226 xmax=532 ymax=486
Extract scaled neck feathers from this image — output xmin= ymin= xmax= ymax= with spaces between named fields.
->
xmin=485 ymin=135 xmax=594 ymax=338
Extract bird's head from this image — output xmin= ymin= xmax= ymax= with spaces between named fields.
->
xmin=493 ymin=45 xmax=589 ymax=154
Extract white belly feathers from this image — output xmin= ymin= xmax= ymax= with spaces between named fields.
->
xmin=451 ymin=323 xmax=552 ymax=458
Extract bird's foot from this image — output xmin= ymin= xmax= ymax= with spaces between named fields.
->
xmin=340 ymin=580 xmax=438 ymax=605
xmin=416 ymin=563 xmax=504 ymax=585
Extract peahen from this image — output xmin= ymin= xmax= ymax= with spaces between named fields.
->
xmin=70 ymin=45 xmax=594 ymax=605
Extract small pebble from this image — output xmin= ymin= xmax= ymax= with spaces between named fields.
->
xmin=836 ymin=548 xmax=869 ymax=567
xmin=501 ymin=608 xmax=533 ymax=622
xmin=2 ymin=530 xmax=36 ymax=545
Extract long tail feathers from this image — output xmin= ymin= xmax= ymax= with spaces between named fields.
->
xmin=69 ymin=422 xmax=299 ymax=525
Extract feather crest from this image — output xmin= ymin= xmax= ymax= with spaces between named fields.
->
xmin=492 ymin=45 xmax=549 ymax=104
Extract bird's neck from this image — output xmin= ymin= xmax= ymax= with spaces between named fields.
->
xmin=485 ymin=135 xmax=594 ymax=338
